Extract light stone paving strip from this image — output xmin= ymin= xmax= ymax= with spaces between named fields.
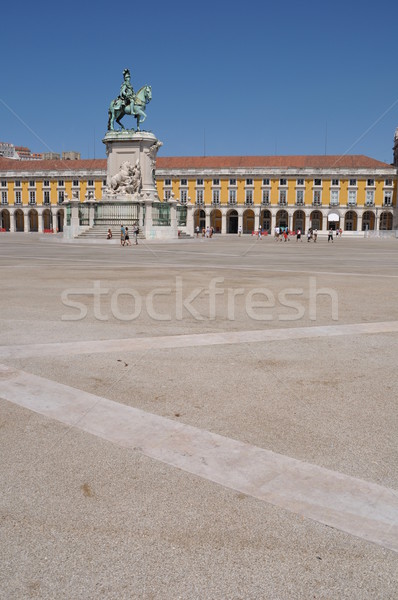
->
xmin=0 ymin=320 xmax=398 ymax=360
xmin=0 ymin=362 xmax=397 ymax=554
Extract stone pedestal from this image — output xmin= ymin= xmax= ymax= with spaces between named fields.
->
xmin=101 ymin=130 xmax=175 ymax=240
xmin=62 ymin=130 xmax=179 ymax=240
xmin=103 ymin=130 xmax=162 ymax=200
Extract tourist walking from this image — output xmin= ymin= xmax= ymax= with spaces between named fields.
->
xmin=296 ymin=228 xmax=302 ymax=241
xmin=124 ymin=227 xmax=131 ymax=246
xmin=120 ymin=224 xmax=126 ymax=246
xmin=195 ymin=225 xmax=200 ymax=238
xmin=238 ymin=225 xmax=242 ymax=236
xmin=133 ymin=224 xmax=139 ymax=245
xmin=328 ymin=228 xmax=334 ymax=242
xmin=107 ymin=228 xmax=112 ymax=239
xmin=313 ymin=229 xmax=318 ymax=242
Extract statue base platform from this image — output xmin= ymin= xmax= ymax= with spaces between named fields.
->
xmin=100 ymin=130 xmax=178 ymax=239
xmin=63 ymin=130 xmax=190 ymax=240
xmin=102 ymin=130 xmax=161 ymax=201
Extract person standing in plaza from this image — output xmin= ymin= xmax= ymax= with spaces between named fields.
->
xmin=196 ymin=225 xmax=200 ymax=238
xmin=124 ymin=227 xmax=131 ymax=246
xmin=313 ymin=229 xmax=318 ymax=242
xmin=328 ymin=228 xmax=334 ymax=242
xmin=296 ymin=228 xmax=302 ymax=241
xmin=238 ymin=224 xmax=242 ymax=237
xmin=120 ymin=224 xmax=126 ymax=246
xmin=133 ymin=223 xmax=139 ymax=245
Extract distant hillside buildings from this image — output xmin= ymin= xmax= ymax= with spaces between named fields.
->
xmin=0 ymin=142 xmax=80 ymax=161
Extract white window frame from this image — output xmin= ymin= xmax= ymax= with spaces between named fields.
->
xmin=43 ymin=190 xmax=50 ymax=204
xmin=72 ymin=180 xmax=79 ymax=187
xmin=15 ymin=190 xmax=22 ymax=204
xmin=29 ymin=190 xmax=36 ymax=204
xmin=262 ymin=189 xmax=270 ymax=205
xmin=348 ymin=190 xmax=357 ymax=206
xmin=365 ymin=190 xmax=374 ymax=206
xmin=1 ymin=180 xmax=7 ymax=187
xmin=296 ymin=189 xmax=304 ymax=205
xmin=384 ymin=191 xmax=392 ymax=206
xmin=331 ymin=179 xmax=339 ymax=186
xmin=279 ymin=189 xmax=287 ymax=205
xmin=313 ymin=190 xmax=322 ymax=205
xmin=14 ymin=180 xmax=21 ymax=188
xmin=212 ymin=189 xmax=220 ymax=205
xmin=228 ymin=189 xmax=236 ymax=205
xmin=180 ymin=189 xmax=187 ymax=203
xmin=58 ymin=191 xmax=64 ymax=204
xmin=245 ymin=189 xmax=253 ymax=205
xmin=1 ymin=190 xmax=8 ymax=204
xmin=164 ymin=189 xmax=171 ymax=200
xmin=297 ymin=178 xmax=304 ymax=186
xmin=330 ymin=189 xmax=339 ymax=206
xmin=196 ymin=189 xmax=204 ymax=205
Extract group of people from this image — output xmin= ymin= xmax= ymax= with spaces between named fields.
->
xmin=274 ymin=226 xmax=291 ymax=241
xmin=108 ymin=224 xmax=139 ymax=246
xmin=306 ymin=228 xmax=318 ymax=242
xmin=196 ymin=225 xmax=214 ymax=238
xmin=272 ymin=226 xmax=343 ymax=243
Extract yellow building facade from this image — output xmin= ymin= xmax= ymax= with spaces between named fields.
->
xmin=0 ymin=152 xmax=396 ymax=235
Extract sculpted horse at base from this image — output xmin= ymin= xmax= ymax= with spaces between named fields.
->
xmin=108 ymin=85 xmax=152 ymax=132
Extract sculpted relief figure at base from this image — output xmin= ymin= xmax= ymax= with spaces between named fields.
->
xmin=109 ymin=160 xmax=142 ymax=196
xmin=108 ymin=68 xmax=152 ymax=132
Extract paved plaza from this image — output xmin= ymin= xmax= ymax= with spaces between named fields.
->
xmin=1 ymin=233 xmax=398 ymax=599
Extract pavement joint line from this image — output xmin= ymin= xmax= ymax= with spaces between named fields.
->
xmin=0 ymin=361 xmax=397 ymax=553
xmin=1 ymin=320 xmax=398 ymax=360
xmin=2 ymin=258 xmax=398 ymax=278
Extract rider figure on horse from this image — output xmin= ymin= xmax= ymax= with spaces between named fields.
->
xmin=114 ymin=68 xmax=135 ymax=111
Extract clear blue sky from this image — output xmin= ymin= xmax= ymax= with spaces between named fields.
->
xmin=2 ymin=0 xmax=398 ymax=163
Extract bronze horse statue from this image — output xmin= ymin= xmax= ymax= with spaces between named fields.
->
xmin=108 ymin=85 xmax=152 ymax=131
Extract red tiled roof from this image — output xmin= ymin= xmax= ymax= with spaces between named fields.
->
xmin=155 ymin=155 xmax=393 ymax=170
xmin=0 ymin=154 xmax=394 ymax=172
xmin=0 ymin=158 xmax=107 ymax=171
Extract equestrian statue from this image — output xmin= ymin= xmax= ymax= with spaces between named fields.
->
xmin=108 ymin=68 xmax=152 ymax=132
